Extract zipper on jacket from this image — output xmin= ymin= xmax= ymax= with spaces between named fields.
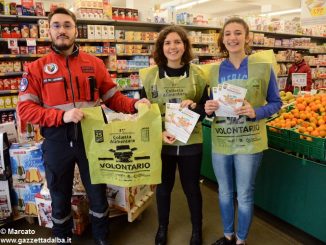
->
xmin=176 ymin=145 xmax=180 ymax=156
xmin=76 ymin=76 xmax=80 ymax=99
xmin=66 ymin=56 xmax=78 ymax=144
xmin=63 ymin=77 xmax=68 ymax=101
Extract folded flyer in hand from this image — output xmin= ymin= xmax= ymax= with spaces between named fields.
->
xmin=165 ymin=103 xmax=200 ymax=144
xmin=212 ymin=83 xmax=247 ymax=118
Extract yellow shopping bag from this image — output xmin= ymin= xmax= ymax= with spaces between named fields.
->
xmin=81 ymin=104 xmax=162 ymax=187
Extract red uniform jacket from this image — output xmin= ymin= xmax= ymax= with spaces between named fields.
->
xmin=285 ymin=59 xmax=312 ymax=92
xmin=18 ymin=46 xmax=137 ymax=141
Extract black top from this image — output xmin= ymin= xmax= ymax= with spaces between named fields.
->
xmin=159 ymin=64 xmax=190 ymax=79
xmin=140 ymin=64 xmax=209 ymax=156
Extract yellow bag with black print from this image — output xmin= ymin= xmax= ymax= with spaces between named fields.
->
xmin=81 ymin=104 xmax=162 ymax=187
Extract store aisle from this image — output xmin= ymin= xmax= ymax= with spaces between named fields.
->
xmin=2 ymin=176 xmax=323 ymax=245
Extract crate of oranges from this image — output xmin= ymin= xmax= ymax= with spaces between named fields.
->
xmin=266 ymin=93 xmax=326 ymax=161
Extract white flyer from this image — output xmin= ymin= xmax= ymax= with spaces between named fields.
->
xmin=165 ymin=103 xmax=200 ymax=144
xmin=212 ymin=83 xmax=247 ymax=118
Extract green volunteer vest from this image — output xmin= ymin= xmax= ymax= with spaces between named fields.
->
xmin=139 ymin=64 xmax=207 ymax=146
xmin=203 ymin=52 xmax=274 ymax=154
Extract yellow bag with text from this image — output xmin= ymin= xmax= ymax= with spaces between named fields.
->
xmin=81 ymin=104 xmax=162 ymax=187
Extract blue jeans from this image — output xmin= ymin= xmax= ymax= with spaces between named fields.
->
xmin=212 ymin=152 xmax=263 ymax=241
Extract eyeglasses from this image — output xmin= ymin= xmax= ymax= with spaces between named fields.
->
xmin=50 ymin=23 xmax=75 ymax=31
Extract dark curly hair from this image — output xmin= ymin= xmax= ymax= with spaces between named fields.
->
xmin=218 ymin=17 xmax=251 ymax=58
xmin=154 ymin=25 xmax=193 ymax=67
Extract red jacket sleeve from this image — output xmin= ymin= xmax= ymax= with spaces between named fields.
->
xmin=18 ymin=63 xmax=65 ymax=127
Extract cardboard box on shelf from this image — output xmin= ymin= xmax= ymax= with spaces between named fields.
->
xmin=35 ymin=193 xmax=89 ymax=235
xmin=0 ymin=123 xmax=17 ymax=145
xmin=20 ymin=23 xmax=30 ymax=38
xmin=10 ymin=143 xmax=44 ymax=184
xmin=35 ymin=193 xmax=52 ymax=228
xmin=94 ymin=25 xmax=102 ymax=39
xmin=10 ymin=24 xmax=21 ymax=38
xmin=12 ymin=182 xmax=42 ymax=215
xmin=1 ymin=24 xmax=11 ymax=38
xmin=87 ymin=25 xmax=95 ymax=39
xmin=0 ymin=133 xmax=11 ymax=179
xmin=101 ymin=25 xmax=114 ymax=40
xmin=0 ymin=180 xmax=13 ymax=225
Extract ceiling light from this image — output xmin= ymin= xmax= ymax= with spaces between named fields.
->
xmin=175 ymin=0 xmax=211 ymax=10
xmin=260 ymin=8 xmax=301 ymax=17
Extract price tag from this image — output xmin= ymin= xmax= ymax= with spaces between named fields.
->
xmin=7 ymin=39 xmax=18 ymax=49
xmin=292 ymin=73 xmax=307 ymax=87
xmin=26 ymin=38 xmax=36 ymax=46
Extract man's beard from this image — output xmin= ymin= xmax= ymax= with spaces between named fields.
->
xmin=53 ymin=42 xmax=74 ymax=51
xmin=50 ymin=33 xmax=75 ymax=51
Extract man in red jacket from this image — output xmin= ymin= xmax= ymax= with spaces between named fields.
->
xmin=285 ymin=51 xmax=312 ymax=92
xmin=18 ymin=8 xmax=149 ymax=245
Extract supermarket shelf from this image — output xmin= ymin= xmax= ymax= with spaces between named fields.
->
xmin=119 ymin=87 xmax=143 ymax=91
xmin=1 ymin=15 xmax=326 ymax=40
xmin=92 ymin=53 xmax=109 ymax=57
xmin=0 ymin=53 xmax=108 ymax=58
xmin=0 ymin=38 xmax=115 ymax=43
xmin=17 ymin=15 xmax=47 ymax=21
xmin=194 ymin=53 xmax=219 ymax=57
xmin=116 ymin=53 xmax=151 ymax=56
xmin=0 ymin=38 xmax=49 ymax=42
xmin=309 ymin=52 xmax=326 ymax=54
xmin=0 ymin=54 xmax=43 ymax=58
xmin=277 ymin=60 xmax=294 ymax=63
xmin=310 ymin=65 xmax=326 ymax=67
xmin=0 ymin=38 xmax=155 ymax=44
xmin=76 ymin=18 xmax=116 ymax=25
xmin=192 ymin=42 xmax=217 ymax=45
xmin=0 ymin=90 xmax=19 ymax=95
xmin=0 ymin=14 xmax=17 ymax=20
xmin=115 ymin=40 xmax=155 ymax=44
xmin=251 ymin=29 xmax=326 ymax=40
xmin=0 ymin=72 xmax=23 ymax=77
xmin=0 ymin=108 xmax=16 ymax=112
xmin=115 ymin=70 xmax=141 ymax=73
xmin=76 ymin=39 xmax=115 ymax=42
xmin=252 ymin=45 xmax=309 ymax=50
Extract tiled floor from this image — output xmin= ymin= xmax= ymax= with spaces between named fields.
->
xmin=1 ymin=177 xmax=324 ymax=245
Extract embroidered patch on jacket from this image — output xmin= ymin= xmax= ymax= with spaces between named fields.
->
xmin=44 ymin=63 xmax=58 ymax=75
xmin=43 ymin=77 xmax=64 ymax=83
xmin=20 ymin=78 xmax=29 ymax=92
xmin=81 ymin=66 xmax=95 ymax=73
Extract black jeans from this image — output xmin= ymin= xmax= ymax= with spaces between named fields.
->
xmin=156 ymin=153 xmax=203 ymax=228
xmin=42 ymin=139 xmax=109 ymax=240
